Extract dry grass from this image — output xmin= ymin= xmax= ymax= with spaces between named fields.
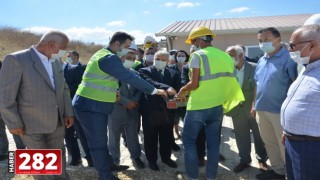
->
xmin=0 ymin=27 xmax=103 ymax=64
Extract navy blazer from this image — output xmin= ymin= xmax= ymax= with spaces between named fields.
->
xmin=64 ymin=63 xmax=86 ymax=98
xmin=139 ymin=66 xmax=182 ymax=114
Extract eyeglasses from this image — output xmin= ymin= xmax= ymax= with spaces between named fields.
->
xmin=289 ymin=40 xmax=312 ymax=50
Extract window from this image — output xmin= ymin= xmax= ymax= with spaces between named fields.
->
xmin=245 ymin=45 xmax=264 ymax=62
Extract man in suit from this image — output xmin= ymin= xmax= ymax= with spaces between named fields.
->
xmin=139 ymin=50 xmax=181 ymax=171
xmin=0 ymin=30 xmax=74 ymax=180
xmin=226 ymin=45 xmax=268 ymax=173
xmin=63 ymin=51 xmax=92 ymax=166
xmin=108 ymin=44 xmax=145 ymax=169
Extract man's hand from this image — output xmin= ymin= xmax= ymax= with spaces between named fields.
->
xmin=167 ymin=87 xmax=177 ymax=96
xmin=250 ymin=108 xmax=256 ymax=118
xmin=116 ymin=91 xmax=121 ymax=102
xmin=9 ymin=128 xmax=25 ymax=136
xmin=64 ymin=116 xmax=74 ymax=128
xmin=125 ymin=101 xmax=138 ymax=110
xmin=176 ymin=90 xmax=188 ymax=102
xmin=156 ymin=89 xmax=168 ymax=98
xmin=281 ymin=133 xmax=286 ymax=146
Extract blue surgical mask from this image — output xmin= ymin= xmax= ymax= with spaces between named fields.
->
xmin=66 ymin=57 xmax=73 ymax=64
xmin=259 ymin=42 xmax=275 ymax=53
xmin=144 ymin=55 xmax=154 ymax=62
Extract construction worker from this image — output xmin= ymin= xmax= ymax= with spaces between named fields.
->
xmin=72 ymin=31 xmax=167 ymax=180
xmin=176 ymin=26 xmax=244 ymax=180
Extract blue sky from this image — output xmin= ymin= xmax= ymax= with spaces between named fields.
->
xmin=0 ymin=0 xmax=319 ymax=45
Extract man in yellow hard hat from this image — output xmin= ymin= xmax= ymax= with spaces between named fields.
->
xmin=177 ymin=26 xmax=244 ymax=180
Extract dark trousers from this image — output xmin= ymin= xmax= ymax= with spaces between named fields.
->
xmin=74 ymin=109 xmax=113 ymax=180
xmin=73 ymin=119 xmax=92 ymax=161
xmin=285 ymin=138 xmax=320 ymax=180
xmin=65 ymin=125 xmax=81 ymax=161
xmin=142 ymin=115 xmax=172 ymax=163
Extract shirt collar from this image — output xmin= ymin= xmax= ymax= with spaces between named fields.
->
xmin=305 ymin=59 xmax=320 ymax=72
xmin=32 ymin=46 xmax=49 ymax=61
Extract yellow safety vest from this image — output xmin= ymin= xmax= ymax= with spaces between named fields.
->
xmin=76 ymin=48 xmax=118 ymax=102
xmin=187 ymin=47 xmax=244 ymax=113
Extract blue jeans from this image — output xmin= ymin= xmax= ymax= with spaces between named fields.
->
xmin=73 ymin=108 xmax=113 ymax=180
xmin=183 ymin=105 xmax=223 ymax=180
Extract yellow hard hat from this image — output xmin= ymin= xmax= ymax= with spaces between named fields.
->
xmin=185 ymin=26 xmax=216 ymax=44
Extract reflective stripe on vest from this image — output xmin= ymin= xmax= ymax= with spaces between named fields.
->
xmin=197 ymin=51 xmax=235 ymax=81
xmin=83 ymin=72 xmax=117 ymax=81
xmin=80 ymin=82 xmax=117 ymax=93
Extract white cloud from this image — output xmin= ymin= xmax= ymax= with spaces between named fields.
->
xmin=164 ymin=2 xmax=176 ymax=7
xmin=214 ymin=12 xmax=222 ymax=16
xmin=177 ymin=2 xmax=198 ymax=8
xmin=142 ymin=10 xmax=150 ymax=15
xmin=229 ymin=7 xmax=250 ymax=13
xmin=106 ymin=20 xmax=125 ymax=27
xmin=22 ymin=26 xmax=160 ymax=45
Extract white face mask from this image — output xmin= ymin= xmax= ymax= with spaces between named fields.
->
xmin=66 ymin=57 xmax=73 ymax=64
xmin=51 ymin=50 xmax=67 ymax=60
xmin=289 ymin=43 xmax=312 ymax=65
xmin=194 ymin=46 xmax=201 ymax=51
xmin=123 ymin=60 xmax=135 ymax=69
xmin=117 ymin=48 xmax=130 ymax=57
xmin=232 ymin=57 xmax=240 ymax=66
xmin=169 ymin=55 xmax=175 ymax=61
xmin=259 ymin=42 xmax=275 ymax=53
xmin=153 ymin=60 xmax=167 ymax=70
xmin=144 ymin=55 xmax=154 ymax=62
xmin=177 ymin=57 xmax=186 ymax=63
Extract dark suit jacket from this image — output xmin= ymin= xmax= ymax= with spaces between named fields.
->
xmin=226 ymin=61 xmax=256 ymax=118
xmin=110 ymin=70 xmax=142 ymax=119
xmin=181 ymin=64 xmax=190 ymax=85
xmin=139 ymin=66 xmax=182 ymax=126
xmin=64 ymin=63 xmax=86 ymax=98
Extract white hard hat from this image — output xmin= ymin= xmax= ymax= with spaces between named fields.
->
xmin=128 ymin=41 xmax=137 ymax=51
xmin=304 ymin=14 xmax=320 ymax=25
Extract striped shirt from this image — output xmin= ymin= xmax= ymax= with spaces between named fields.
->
xmin=281 ymin=59 xmax=320 ymax=137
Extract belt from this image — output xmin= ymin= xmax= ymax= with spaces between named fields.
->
xmin=284 ymin=132 xmax=320 ymax=141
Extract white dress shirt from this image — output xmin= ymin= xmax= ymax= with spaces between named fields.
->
xmin=32 ymin=47 xmax=55 ymax=89
xmin=235 ymin=63 xmax=245 ymax=87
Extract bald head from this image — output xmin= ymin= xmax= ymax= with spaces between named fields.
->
xmin=290 ymin=25 xmax=320 ymax=62
xmin=39 ymin=30 xmax=69 ymax=44
xmin=36 ymin=30 xmax=69 ymax=59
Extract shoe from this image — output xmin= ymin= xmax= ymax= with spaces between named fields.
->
xmin=198 ymin=158 xmax=206 ymax=167
xmin=132 ymin=158 xmax=145 ymax=169
xmin=233 ymin=162 xmax=250 ymax=173
xmin=258 ymin=162 xmax=268 ymax=172
xmin=172 ymin=143 xmax=181 ymax=151
xmin=219 ymin=154 xmax=226 ymax=161
xmin=110 ymin=163 xmax=129 ymax=171
xmin=69 ymin=159 xmax=82 ymax=166
xmin=256 ymin=170 xmax=286 ymax=180
xmin=149 ymin=162 xmax=160 ymax=171
xmin=86 ymin=158 xmax=93 ymax=167
xmin=111 ymin=174 xmax=120 ymax=180
xmin=162 ymin=159 xmax=177 ymax=168
xmin=0 ymin=155 xmax=8 ymax=161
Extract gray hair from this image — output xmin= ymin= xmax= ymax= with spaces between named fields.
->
xmin=295 ymin=25 xmax=320 ymax=43
xmin=226 ymin=45 xmax=244 ymax=56
xmin=39 ymin=30 xmax=69 ymax=44
xmin=154 ymin=50 xmax=169 ymax=60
